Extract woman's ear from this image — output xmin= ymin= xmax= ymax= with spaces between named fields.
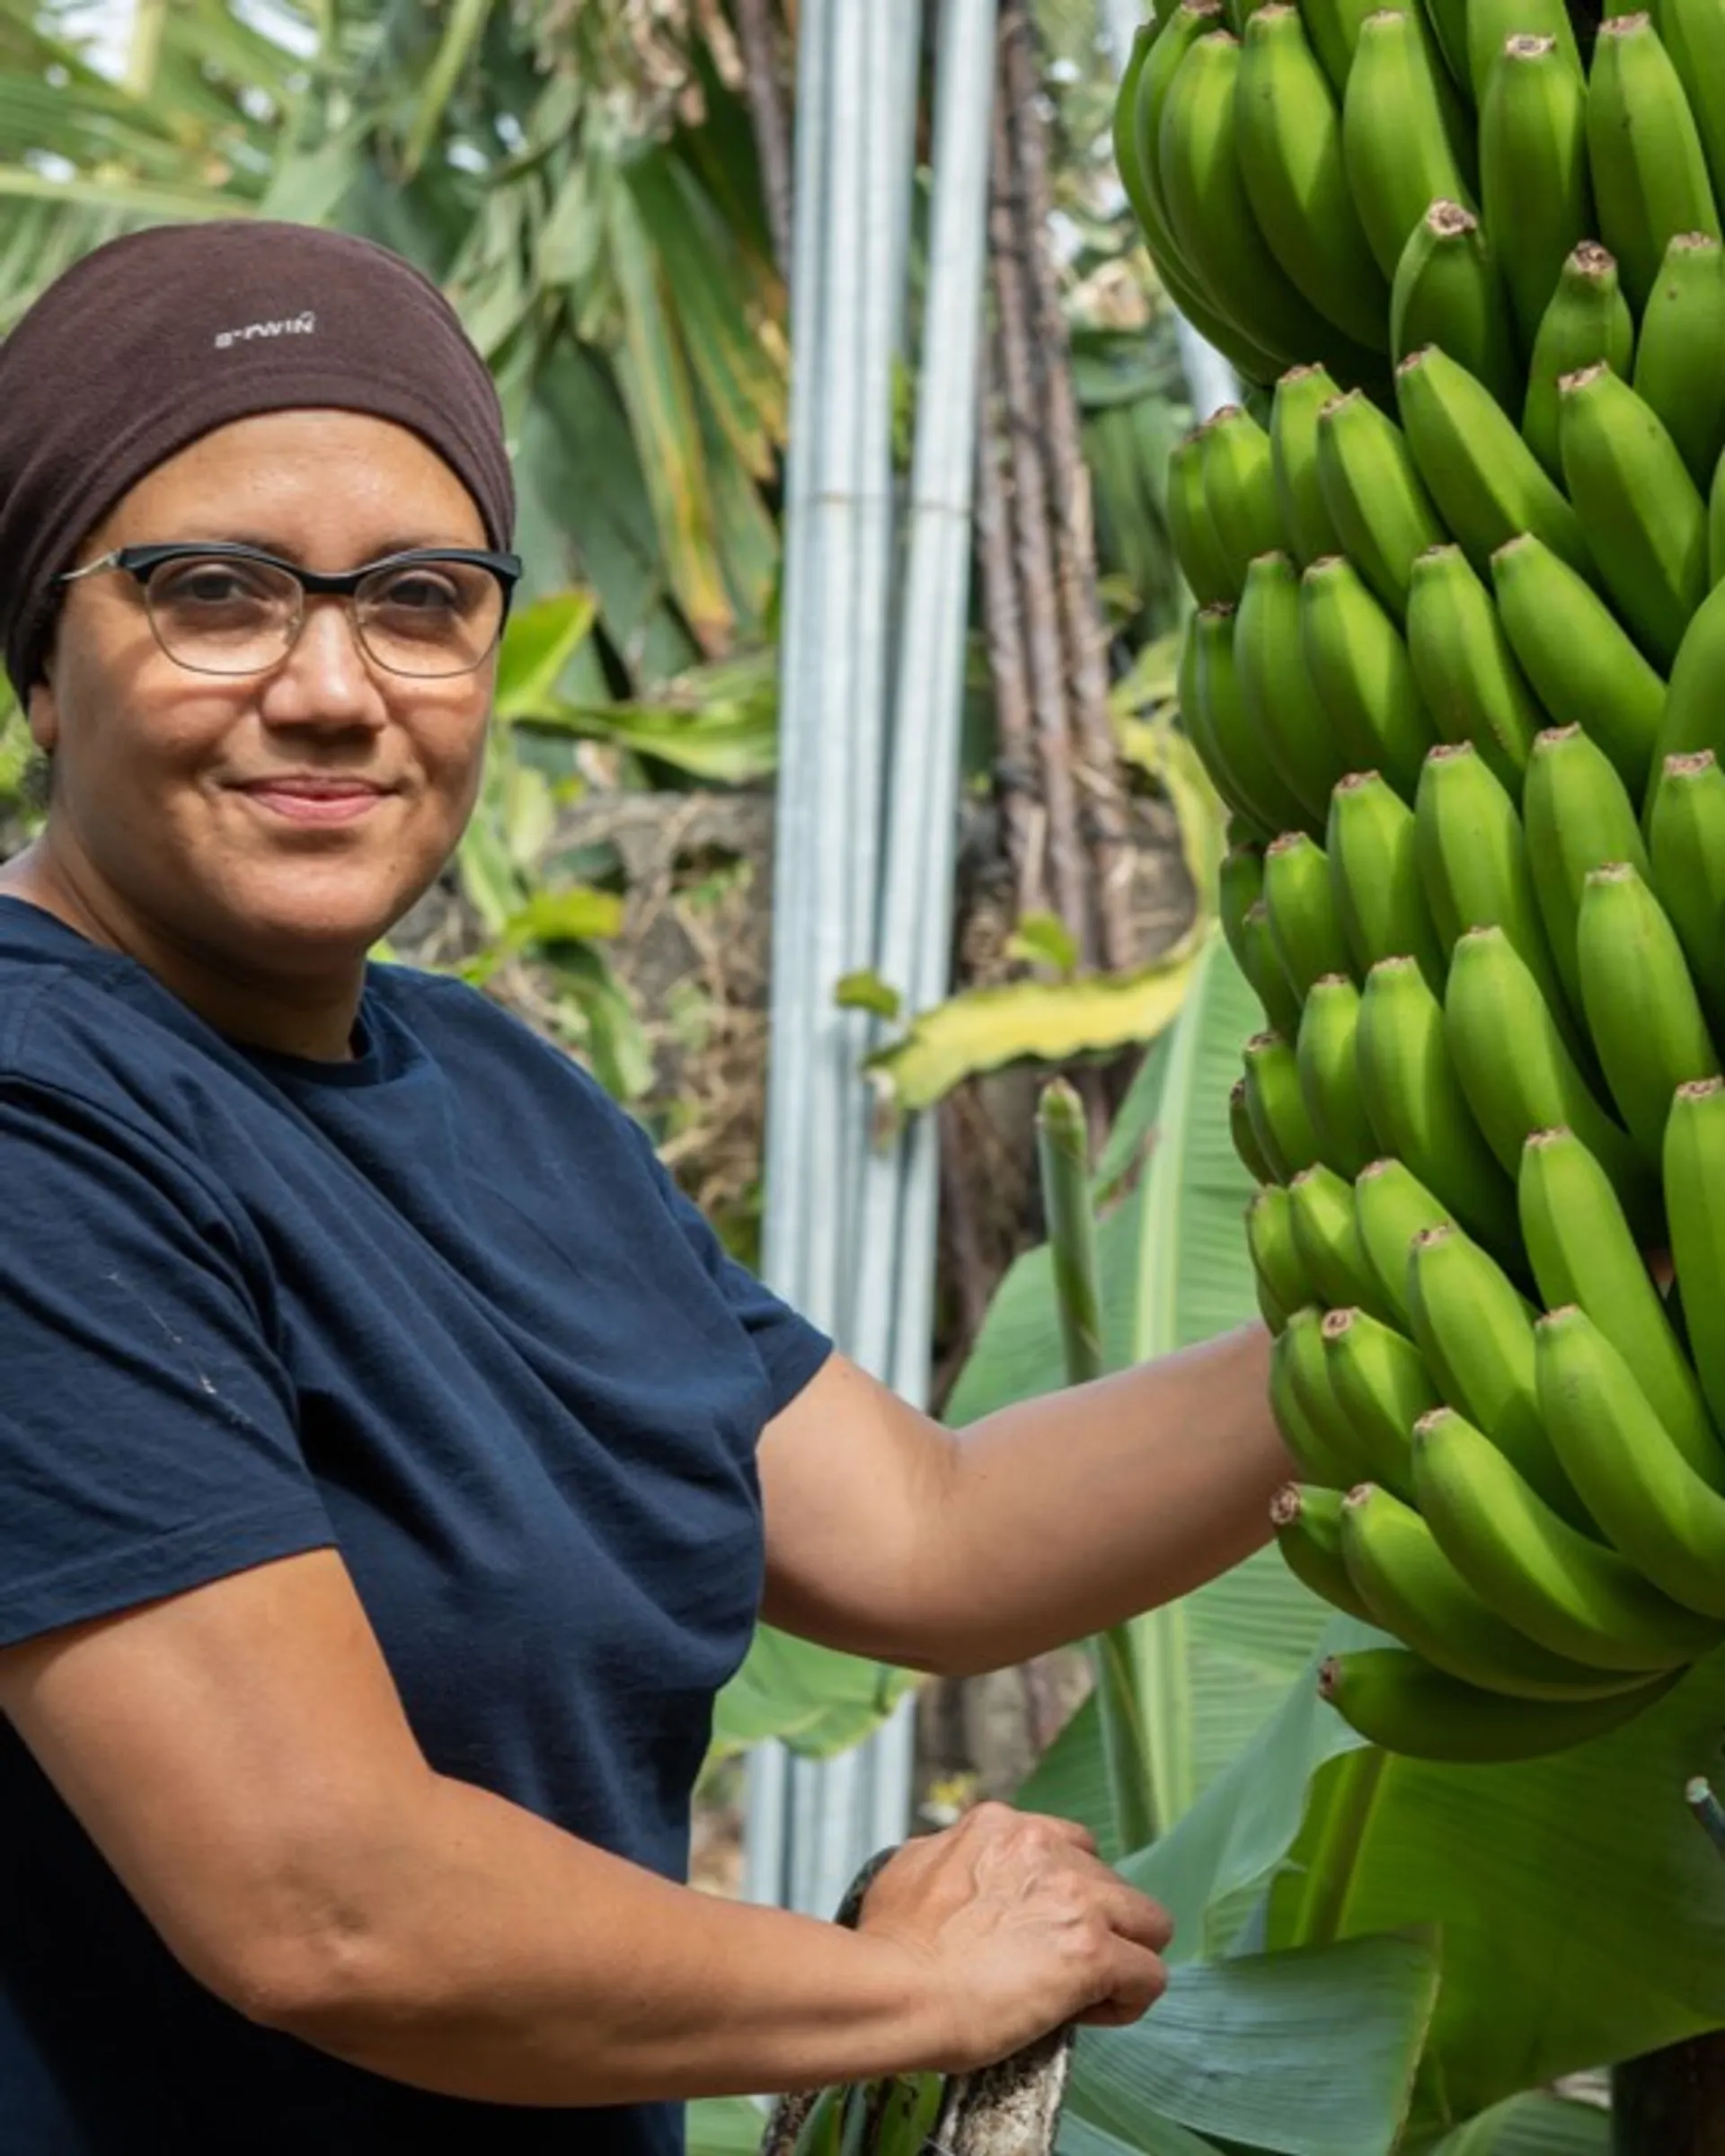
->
xmin=25 ymin=673 xmax=58 ymax=757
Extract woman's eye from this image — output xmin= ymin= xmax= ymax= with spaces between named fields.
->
xmin=156 ymin=563 xmax=273 ymax=608
xmin=376 ymin=573 xmax=459 ymax=613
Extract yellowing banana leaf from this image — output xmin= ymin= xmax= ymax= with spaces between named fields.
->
xmin=865 ymin=941 xmax=1204 ymax=1118
xmin=492 ymin=588 xmax=601 ymax=722
xmin=708 ymin=1627 xmax=916 ymax=1766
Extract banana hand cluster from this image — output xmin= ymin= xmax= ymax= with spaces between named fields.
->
xmin=1122 ymin=0 xmax=1725 ymax=1763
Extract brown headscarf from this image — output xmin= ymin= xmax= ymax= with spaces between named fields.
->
xmin=0 ymin=220 xmax=517 ymax=699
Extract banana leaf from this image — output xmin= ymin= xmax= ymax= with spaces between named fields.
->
xmin=708 ymin=1628 xmax=916 ymax=1766
xmin=1423 ymin=2092 xmax=1611 ymax=2154
xmin=687 ymin=2097 xmax=770 ymax=2155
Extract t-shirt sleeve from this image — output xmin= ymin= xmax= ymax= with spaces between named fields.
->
xmin=0 ymin=1081 xmax=333 ymax=1648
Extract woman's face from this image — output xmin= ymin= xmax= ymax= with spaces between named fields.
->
xmin=26 ymin=408 xmax=495 ymax=985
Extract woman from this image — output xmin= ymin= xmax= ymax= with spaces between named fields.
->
xmin=0 ymin=222 xmax=1290 ymax=2153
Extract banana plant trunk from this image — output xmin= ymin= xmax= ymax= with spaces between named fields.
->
xmin=1613 ymin=2035 xmax=1725 ymax=2153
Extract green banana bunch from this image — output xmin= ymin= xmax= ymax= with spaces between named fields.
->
xmin=1537 ymin=1305 xmax=1725 ymax=1620
xmin=1192 ymin=605 xmax=1314 ymax=835
xmin=1557 ymin=360 xmax=1708 ymax=673
xmin=1405 ymin=1222 xmax=1581 ymax=1518
xmin=1343 ymin=6 xmax=1476 ymax=281
xmin=1235 ymin=4 xmax=1392 ymax=351
xmin=1411 ymin=1404 xmax=1723 ymax=1668
xmin=1243 ymin=897 xmax=1305 ymax=1035
xmin=1249 ymin=1180 xmax=1309 ymax=1320
xmin=1413 ymin=739 xmax=1571 ymax=1029
xmin=1355 ymin=955 xmax=1521 ymax=1254
xmin=1658 ymin=0 xmax=1725 ymax=209
xmin=1647 ymin=576 xmax=1725 ymax=817
xmin=1168 ymin=429 xmax=1240 ymax=605
xmin=1390 ymin=200 xmax=1518 ymax=409
xmin=1236 ymin=554 xmax=1345 ymax=827
xmin=1576 ymin=859 xmax=1721 ymax=1163
xmin=1299 ymin=973 xmax=1380 ymax=1178
xmin=1328 ymin=771 xmax=1446 ymax=982
xmin=1491 ymin=537 xmax=1667 ymax=800
xmin=1519 ymin=720 xmax=1651 ymax=1020
xmin=1320 ymin=1644 xmax=1682 ymax=1760
xmin=1633 ymin=232 xmax=1725 ymax=492
xmin=1521 ymin=242 xmax=1636 ymax=481
xmin=1263 ymin=828 xmax=1354 ymax=994
xmin=1199 ymin=404 xmax=1285 ymax=592
xmin=1584 ymin=9 xmax=1721 ymax=314
xmin=1289 ymin=1160 xmax=1398 ymax=1319
xmin=1244 ymin=1028 xmax=1322 ymax=1178
xmin=1518 ymin=1125 xmax=1722 ymax=1482
xmin=1233 ymin=1074 xmax=1280 ymax=1185
xmin=1269 ymin=363 xmax=1348 ymax=565
xmin=1272 ymin=1481 xmax=1377 ymax=1616
xmin=1340 ymin=1480 xmax=1649 ymax=1696
xmin=1353 ymin=1153 xmax=1457 ymax=1329
xmin=1322 ymin=1304 xmax=1435 ymax=1497
xmin=1479 ymin=32 xmax=1592 ymax=354
xmin=1664 ymin=1076 xmax=1725 ymax=1433
xmin=1302 ymin=560 xmax=1441 ymax=796
xmin=1649 ymin=749 xmax=1725 ymax=1040
xmin=1314 ymin=388 xmax=1446 ymax=620
xmin=1396 ymin=343 xmax=1593 ymax=581
xmin=1404 ymin=543 xmax=1544 ymax=796
xmin=1444 ymin=922 xmax=1658 ymax=1233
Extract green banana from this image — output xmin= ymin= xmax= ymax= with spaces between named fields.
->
xmin=871 ymin=2075 xmax=946 ymax=2156
xmin=1355 ymin=955 xmax=1522 ymax=1253
xmin=1249 ymin=1180 xmax=1311 ymax=1315
xmin=1343 ymin=5 xmax=1476 ymax=280
xmin=1322 ymin=1305 xmax=1435 ymax=1497
xmin=1646 ymin=575 xmax=1725 ymax=825
xmin=1353 ymin=1153 xmax=1457 ymax=1328
xmin=1405 ymin=1221 xmax=1581 ymax=1518
xmin=1521 ymin=241 xmax=1637 ymax=481
xmin=1576 ymin=859 xmax=1721 ymax=1164
xmin=1272 ymin=1481 xmax=1378 ymax=1616
xmin=1235 ymin=4 xmax=1393 ymax=351
xmin=1412 ymin=1403 xmax=1725 ymax=1667
xmin=1263 ymin=830 xmax=1354 ymax=994
xmin=1519 ymin=1124 xmax=1722 ymax=1482
xmin=1269 ymin=363 xmax=1347 ymax=565
xmin=1167 ymin=427 xmax=1239 ymax=604
xmin=1389 ymin=199 xmax=1518 ymax=411
xmin=1649 ymin=749 xmax=1725 ymax=1040
xmin=1314 ymin=385 xmax=1447 ymax=622
xmin=1340 ymin=1481 xmax=1651 ymax=1696
xmin=1538 ymin=1305 xmax=1725 ymax=1619
xmin=1199 ymin=403 xmax=1286 ymax=593
xmin=1298 ymin=972 xmax=1380 ymax=1177
xmin=1658 ymin=0 xmax=1725 ymax=212
xmin=1632 ymin=232 xmax=1725 ymax=492
xmin=1443 ymin=922 xmax=1659 ymax=1233
xmin=1319 ymin=1645 xmax=1682 ymax=1760
xmin=1665 ymin=1077 xmax=1725 ymax=1433
xmin=1232 ymin=1074 xmax=1280 ymax=1185
xmin=1465 ymin=0 xmax=1581 ymax=104
xmin=1478 ymin=32 xmax=1592 ymax=354
xmin=1713 ymin=446 xmax=1725 ymax=587
xmin=1160 ymin=31 xmax=1383 ymax=381
xmin=1413 ymin=740 xmax=1566 ymax=1012
xmin=1245 ymin=1028 xmax=1322 ymax=1179
xmin=1491 ymin=537 xmax=1668 ymax=800
xmin=1236 ymin=554 xmax=1346 ymax=828
xmin=1271 ymin=1309 xmax=1368 ymax=1484
xmin=1289 ymin=1161 xmax=1398 ymax=1320
xmin=1328 ymin=771 xmax=1446 ymax=983
xmin=1243 ymin=897 xmax=1305 ymax=1037
xmin=1519 ymin=720 xmax=1653 ymax=1025
xmin=1302 ymin=563 xmax=1442 ymax=800
xmin=1584 ymin=9 xmax=1721 ymax=314
xmin=1420 ymin=0 xmax=1471 ymax=93
xmin=1301 ymin=0 xmax=1383 ymax=94
xmin=1218 ymin=840 xmax=1267 ymax=986
xmin=790 ymin=2085 xmax=847 ymax=2156
xmin=1193 ymin=604 xmax=1315 ymax=835
xmin=1404 ymin=543 xmax=1544 ymax=797
xmin=1396 ymin=342 xmax=1594 ymax=581
xmin=1557 ymin=359 xmax=1708 ymax=673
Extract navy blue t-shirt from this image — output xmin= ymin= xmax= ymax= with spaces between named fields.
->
xmin=0 ymin=896 xmax=830 ymax=2152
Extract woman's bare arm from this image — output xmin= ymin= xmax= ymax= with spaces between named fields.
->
xmin=0 ymin=1547 xmax=1170 ymax=2106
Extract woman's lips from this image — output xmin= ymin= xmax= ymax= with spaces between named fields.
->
xmin=236 ymin=783 xmax=389 ymax=826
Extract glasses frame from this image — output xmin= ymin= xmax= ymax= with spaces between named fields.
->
xmin=59 ymin=540 xmax=525 ymax=679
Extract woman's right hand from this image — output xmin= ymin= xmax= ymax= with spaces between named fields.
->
xmin=853 ymin=1800 xmax=1173 ymax=2073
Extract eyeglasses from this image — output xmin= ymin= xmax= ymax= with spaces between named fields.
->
xmin=59 ymin=541 xmax=524 ymax=680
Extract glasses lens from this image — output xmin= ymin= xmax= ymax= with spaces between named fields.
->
xmin=145 ymin=555 xmax=299 ymax=674
xmin=355 ymin=560 xmax=506 ymax=677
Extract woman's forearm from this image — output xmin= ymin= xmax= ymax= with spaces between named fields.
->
xmin=264 ymin=1772 xmax=938 ymax=2106
xmin=909 ymin=1323 xmax=1294 ymax=1674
